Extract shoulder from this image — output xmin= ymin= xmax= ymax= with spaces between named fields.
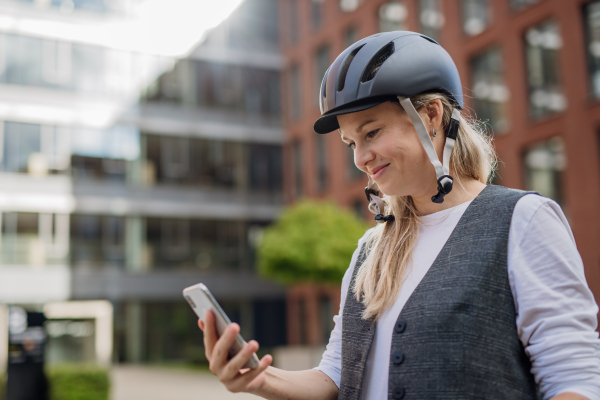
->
xmin=509 ymin=194 xmax=575 ymax=257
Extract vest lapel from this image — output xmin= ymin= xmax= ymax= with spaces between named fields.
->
xmin=338 ymin=246 xmax=375 ymax=400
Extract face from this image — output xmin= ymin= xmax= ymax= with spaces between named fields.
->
xmin=338 ymin=101 xmax=441 ymax=199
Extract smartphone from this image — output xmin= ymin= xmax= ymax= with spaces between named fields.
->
xmin=183 ymin=283 xmax=260 ymax=369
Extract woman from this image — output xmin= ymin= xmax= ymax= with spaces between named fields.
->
xmin=198 ymin=31 xmax=600 ymax=400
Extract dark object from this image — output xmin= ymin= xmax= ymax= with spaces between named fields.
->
xmin=394 ymin=320 xmax=406 ymax=333
xmin=392 ymin=351 xmax=404 ymax=365
xmin=7 ymin=311 xmax=49 ymax=400
xmin=374 ymin=214 xmax=395 ymax=223
xmin=392 ymin=387 xmax=405 ymax=399
xmin=314 ymin=31 xmax=463 ymax=134
xmin=338 ymin=186 xmax=541 ymax=399
xmin=431 ymin=175 xmax=454 ymax=204
xmin=364 ymin=187 xmax=395 ymax=223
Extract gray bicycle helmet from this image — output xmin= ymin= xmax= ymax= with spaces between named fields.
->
xmin=313 ymin=31 xmax=463 ymax=211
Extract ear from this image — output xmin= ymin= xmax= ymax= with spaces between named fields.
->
xmin=425 ymin=98 xmax=444 ymax=131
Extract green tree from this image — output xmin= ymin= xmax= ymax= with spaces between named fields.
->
xmin=258 ymin=200 xmax=370 ymax=284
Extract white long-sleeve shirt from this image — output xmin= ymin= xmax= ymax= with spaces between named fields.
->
xmin=315 ymin=194 xmax=600 ymax=400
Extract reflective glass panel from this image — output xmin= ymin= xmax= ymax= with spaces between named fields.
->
xmin=524 ymin=137 xmax=565 ymax=205
xmin=470 ymin=47 xmax=509 ymax=133
xmin=524 ymin=20 xmax=566 ymax=117
xmin=379 ymin=0 xmax=408 ymax=33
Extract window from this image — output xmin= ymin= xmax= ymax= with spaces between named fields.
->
xmin=378 ymin=1 xmax=408 ymax=33
xmin=311 ymin=0 xmax=324 ymax=31
xmin=1 ymin=122 xmax=41 ymax=173
xmin=340 ymin=0 xmax=363 ymax=13
xmin=289 ymin=64 xmax=302 ymax=120
xmin=189 ymin=60 xmax=281 ymax=120
xmin=470 ymin=47 xmax=509 ymax=133
xmin=315 ymin=46 xmax=330 ymax=106
xmin=345 ymin=26 xmax=359 ymax=47
xmin=102 ymin=216 xmax=125 ymax=263
xmin=42 ymin=40 xmax=72 ymax=85
xmin=510 ymin=0 xmax=541 ymax=10
xmin=524 ymin=137 xmax=565 ymax=205
xmin=70 ymin=215 xmax=125 ymax=268
xmin=249 ymin=144 xmax=282 ymax=194
xmin=316 ymin=134 xmax=327 ymax=192
xmin=524 ymin=21 xmax=566 ymax=118
xmin=584 ymin=1 xmax=600 ymax=98
xmin=419 ymin=0 xmax=444 ymax=42
xmin=1 ymin=212 xmax=38 ymax=265
xmin=290 ymin=0 xmax=298 ymax=45
xmin=462 ymin=0 xmax=491 ymax=36
xmin=293 ymin=140 xmax=303 ymax=197
xmin=51 ymin=0 xmax=108 ymax=13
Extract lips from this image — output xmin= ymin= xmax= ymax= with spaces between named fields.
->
xmin=371 ymin=164 xmax=390 ymax=180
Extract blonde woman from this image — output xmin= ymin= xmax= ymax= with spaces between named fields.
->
xmin=199 ymin=31 xmax=600 ymax=400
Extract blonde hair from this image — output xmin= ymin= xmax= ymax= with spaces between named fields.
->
xmin=353 ymin=92 xmax=497 ymax=320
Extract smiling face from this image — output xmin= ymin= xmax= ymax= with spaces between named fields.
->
xmin=338 ymin=101 xmax=441 ymax=199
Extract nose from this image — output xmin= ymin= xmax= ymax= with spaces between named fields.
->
xmin=353 ymin=144 xmax=374 ymax=174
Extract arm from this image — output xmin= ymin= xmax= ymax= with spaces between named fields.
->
xmin=509 ymin=196 xmax=600 ymax=400
xmin=255 ymin=367 xmax=338 ymax=400
xmin=199 ymin=312 xmax=338 ymax=400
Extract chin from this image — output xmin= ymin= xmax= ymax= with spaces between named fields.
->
xmin=378 ymin=182 xmax=417 ymax=198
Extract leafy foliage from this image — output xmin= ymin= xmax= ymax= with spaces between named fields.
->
xmin=258 ymin=200 xmax=370 ymax=284
xmin=48 ymin=365 xmax=109 ymax=400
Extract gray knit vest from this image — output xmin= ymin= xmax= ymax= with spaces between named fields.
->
xmin=339 ymin=185 xmax=539 ymax=400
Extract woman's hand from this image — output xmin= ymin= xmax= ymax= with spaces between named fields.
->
xmin=198 ymin=310 xmax=273 ymax=394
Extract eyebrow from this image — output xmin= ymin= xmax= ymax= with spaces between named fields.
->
xmin=340 ymin=119 xmax=377 ymax=142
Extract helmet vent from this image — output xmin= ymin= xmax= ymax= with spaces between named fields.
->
xmin=337 ymin=44 xmax=365 ymax=92
xmin=322 ymin=69 xmax=329 ymax=98
xmin=361 ymin=42 xmax=394 ymax=83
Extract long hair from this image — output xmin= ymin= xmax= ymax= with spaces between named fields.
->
xmin=353 ymin=92 xmax=497 ymax=320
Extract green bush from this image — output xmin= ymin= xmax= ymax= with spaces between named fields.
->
xmin=258 ymin=200 xmax=370 ymax=284
xmin=0 ymin=374 xmax=5 ymax=400
xmin=48 ymin=365 xmax=109 ymax=400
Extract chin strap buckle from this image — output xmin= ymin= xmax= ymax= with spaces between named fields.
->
xmin=365 ymin=186 xmax=395 ymax=223
xmin=431 ymin=175 xmax=453 ymax=204
xmin=375 ymin=214 xmax=395 ymax=223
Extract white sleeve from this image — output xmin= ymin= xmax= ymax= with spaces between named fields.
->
xmin=508 ymin=195 xmax=600 ymax=400
xmin=313 ymin=230 xmax=371 ymax=388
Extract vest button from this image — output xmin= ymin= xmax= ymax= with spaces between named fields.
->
xmin=392 ymin=387 xmax=405 ymax=399
xmin=395 ymin=320 xmax=406 ymax=333
xmin=392 ymin=351 xmax=404 ymax=364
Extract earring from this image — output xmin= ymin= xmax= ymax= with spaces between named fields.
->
xmin=431 ymin=127 xmax=437 ymax=137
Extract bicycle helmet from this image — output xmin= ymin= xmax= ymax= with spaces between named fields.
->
xmin=313 ymin=31 xmax=463 ymax=219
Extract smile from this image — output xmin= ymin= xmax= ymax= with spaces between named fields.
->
xmin=372 ymin=164 xmax=390 ymax=180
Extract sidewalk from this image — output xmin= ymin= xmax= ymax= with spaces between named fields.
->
xmin=111 ymin=365 xmax=258 ymax=400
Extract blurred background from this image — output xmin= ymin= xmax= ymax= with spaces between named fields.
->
xmin=0 ymin=0 xmax=599 ymax=399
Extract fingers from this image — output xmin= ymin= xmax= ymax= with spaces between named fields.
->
xmin=221 ymin=340 xmax=259 ymax=381
xmin=203 ymin=310 xmax=218 ymax=360
xmin=198 ymin=319 xmax=204 ymax=331
xmin=227 ymin=354 xmax=273 ymax=393
xmin=210 ymin=322 xmax=240 ymax=374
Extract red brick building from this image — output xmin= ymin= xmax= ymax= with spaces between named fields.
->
xmin=280 ymin=0 xmax=600 ymax=344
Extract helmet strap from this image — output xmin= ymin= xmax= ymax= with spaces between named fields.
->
xmin=364 ymin=179 xmax=395 ymax=224
xmin=397 ymin=97 xmax=460 ymax=204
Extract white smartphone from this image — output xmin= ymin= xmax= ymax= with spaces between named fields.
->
xmin=184 ymin=283 xmax=260 ymax=369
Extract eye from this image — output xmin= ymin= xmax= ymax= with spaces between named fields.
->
xmin=366 ymin=129 xmax=379 ymax=139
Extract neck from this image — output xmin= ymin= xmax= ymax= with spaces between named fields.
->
xmin=411 ymin=177 xmax=487 ymax=216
